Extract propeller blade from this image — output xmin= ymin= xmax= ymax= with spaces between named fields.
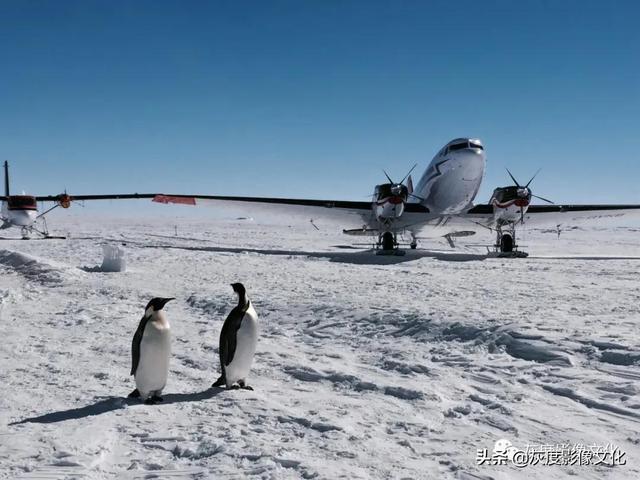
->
xmin=382 ymin=169 xmax=394 ymax=184
xmin=532 ymin=194 xmax=554 ymax=204
xmin=505 ymin=168 xmax=520 ymax=187
xmin=525 ymin=168 xmax=542 ymax=188
xmin=400 ymin=163 xmax=418 ymax=184
xmin=520 ymin=206 xmax=524 ymax=225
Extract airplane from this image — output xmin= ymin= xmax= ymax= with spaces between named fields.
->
xmin=153 ymin=138 xmax=484 ymax=253
xmin=1 ymin=161 xmax=155 ymax=239
xmin=152 ymin=137 xmax=640 ymax=256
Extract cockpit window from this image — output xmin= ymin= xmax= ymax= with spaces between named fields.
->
xmin=469 ymin=142 xmax=483 ymax=150
xmin=448 ymin=142 xmax=469 ymax=151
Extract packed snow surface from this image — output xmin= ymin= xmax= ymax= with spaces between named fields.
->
xmin=1 ymin=212 xmax=640 ymax=479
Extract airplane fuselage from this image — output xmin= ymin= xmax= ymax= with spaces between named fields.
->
xmin=1 ymin=196 xmax=38 ymax=229
xmin=412 ymin=138 xmax=486 ymax=214
xmin=360 ymin=138 xmax=486 ymax=247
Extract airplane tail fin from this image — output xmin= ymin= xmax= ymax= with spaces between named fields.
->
xmin=3 ymin=161 xmax=8 ymax=197
xmin=407 ymin=175 xmax=413 ymax=195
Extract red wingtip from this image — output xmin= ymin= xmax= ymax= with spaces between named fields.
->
xmin=153 ymin=195 xmax=196 ymax=206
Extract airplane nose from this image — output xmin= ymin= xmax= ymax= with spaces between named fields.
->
xmin=424 ymin=145 xmax=487 ymax=214
xmin=454 ymin=148 xmax=486 ymax=180
xmin=463 ymin=147 xmax=484 ymax=160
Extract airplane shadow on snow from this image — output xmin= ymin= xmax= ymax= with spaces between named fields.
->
xmin=9 ymin=388 xmax=224 ymax=425
xmin=140 ymin=244 xmax=489 ymax=264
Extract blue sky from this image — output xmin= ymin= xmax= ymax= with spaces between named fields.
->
xmin=1 ymin=0 xmax=639 ymax=210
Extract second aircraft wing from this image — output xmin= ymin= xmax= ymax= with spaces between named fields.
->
xmin=152 ymin=194 xmax=379 ymax=229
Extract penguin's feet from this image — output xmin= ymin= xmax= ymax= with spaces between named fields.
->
xmin=151 ymin=394 xmax=164 ymax=403
xmin=144 ymin=398 xmax=157 ymax=405
xmin=228 ymin=385 xmax=253 ymax=391
xmin=128 ymin=389 xmax=140 ymax=398
xmin=212 ymin=376 xmax=226 ymax=388
xmin=237 ymin=380 xmax=254 ymax=391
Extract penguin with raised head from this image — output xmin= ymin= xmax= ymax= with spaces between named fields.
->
xmin=212 ymin=283 xmax=258 ymax=390
xmin=128 ymin=297 xmax=174 ymax=404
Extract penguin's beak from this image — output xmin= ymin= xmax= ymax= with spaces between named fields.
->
xmin=160 ymin=298 xmax=175 ymax=309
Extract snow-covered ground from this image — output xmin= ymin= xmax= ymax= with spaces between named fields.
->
xmin=1 ymin=211 xmax=640 ymax=479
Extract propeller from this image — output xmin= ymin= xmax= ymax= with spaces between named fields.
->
xmin=525 ymin=168 xmax=541 ymax=188
xmin=400 ymin=163 xmax=417 ymax=184
xmin=504 ymin=168 xmax=554 ymax=224
xmin=532 ymin=194 xmax=554 ymax=204
xmin=381 ymin=164 xmax=423 ymax=201
xmin=505 ymin=168 xmax=520 ymax=187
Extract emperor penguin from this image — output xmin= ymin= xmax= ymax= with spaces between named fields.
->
xmin=212 ymin=283 xmax=259 ymax=390
xmin=128 ymin=297 xmax=174 ymax=404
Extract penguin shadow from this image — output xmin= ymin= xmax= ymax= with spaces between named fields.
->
xmin=9 ymin=388 xmax=224 ymax=425
xmin=140 ymin=244 xmax=488 ymax=264
xmin=79 ymin=265 xmax=107 ymax=272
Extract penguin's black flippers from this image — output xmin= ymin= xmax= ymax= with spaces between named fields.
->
xmin=131 ymin=317 xmax=149 ymax=376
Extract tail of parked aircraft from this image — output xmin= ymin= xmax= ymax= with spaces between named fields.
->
xmin=4 ymin=161 xmax=9 ymax=197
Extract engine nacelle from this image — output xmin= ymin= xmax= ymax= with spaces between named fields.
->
xmin=58 ymin=194 xmax=72 ymax=208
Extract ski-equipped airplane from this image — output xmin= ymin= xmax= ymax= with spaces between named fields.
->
xmin=146 ymin=137 xmax=640 ymax=255
xmin=0 ymin=161 xmax=155 ymax=239
xmin=154 ymin=138 xmax=484 ymax=253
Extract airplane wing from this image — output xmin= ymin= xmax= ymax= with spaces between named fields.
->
xmin=151 ymin=193 xmax=640 ymax=238
xmin=152 ymin=194 xmax=382 ymax=228
xmin=35 ymin=193 xmax=157 ymax=202
xmin=405 ymin=204 xmax=640 ymax=239
xmin=34 ymin=193 xmax=157 ymax=214
xmin=468 ymin=204 xmax=640 ymax=228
